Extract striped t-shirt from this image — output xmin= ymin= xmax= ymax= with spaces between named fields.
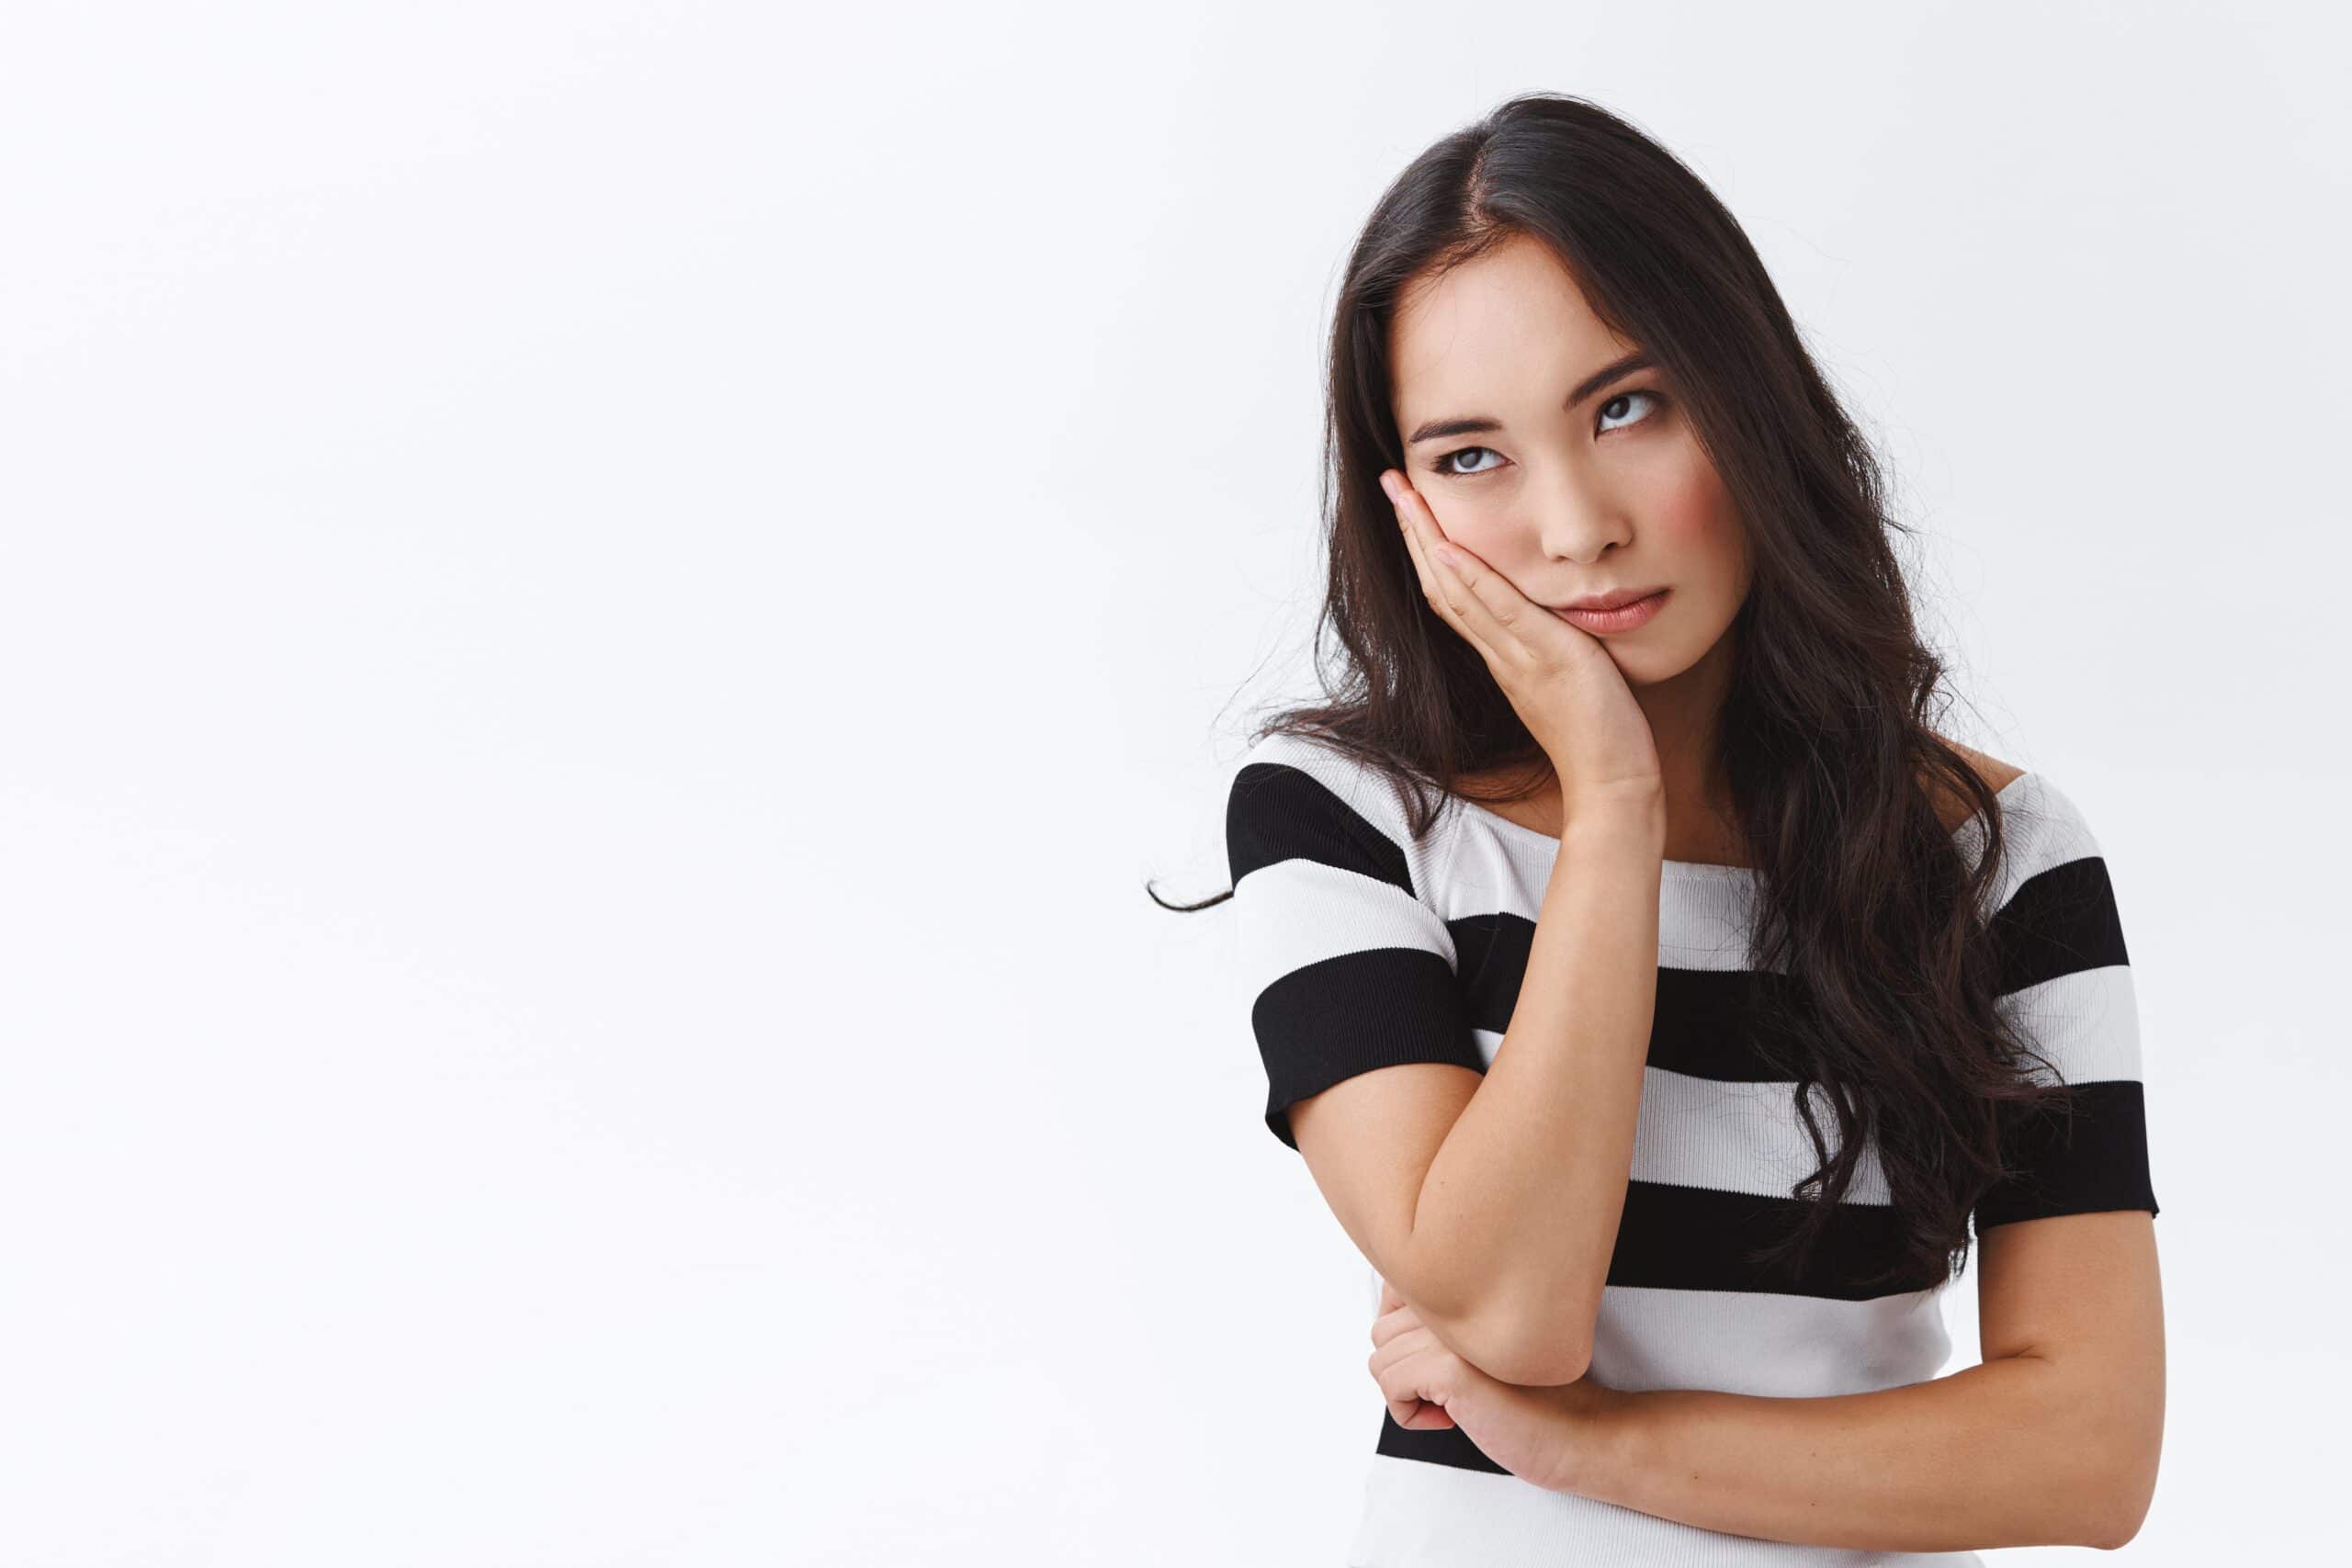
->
xmin=1223 ymin=729 xmax=2158 ymax=1567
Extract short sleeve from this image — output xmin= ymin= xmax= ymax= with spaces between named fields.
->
xmin=1225 ymin=739 xmax=1485 ymax=1150
xmin=1973 ymin=776 xmax=2159 ymax=1232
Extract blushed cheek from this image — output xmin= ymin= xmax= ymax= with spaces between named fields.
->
xmin=1656 ymin=462 xmax=1747 ymax=595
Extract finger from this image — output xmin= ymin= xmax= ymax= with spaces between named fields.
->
xmin=1385 ymin=474 xmax=1504 ymax=666
xmin=1388 ymin=475 xmax=1565 ymax=662
xmin=1385 ymin=471 xmax=1449 ymax=614
xmin=1386 ymin=473 xmax=1460 ymax=616
xmin=1374 ymin=1368 xmax=1421 ymax=1429
xmin=1370 ymin=1344 xmax=1426 ymax=1427
xmin=1368 ymin=1317 xmax=1441 ymax=1363
xmin=1391 ymin=1391 xmax=1455 ymax=1430
xmin=1377 ymin=1276 xmax=1404 ymax=1315
xmin=1369 ymin=1338 xmax=1460 ymax=1430
xmin=1429 ymin=531 xmax=1552 ymax=659
xmin=1369 ymin=1295 xmax=1440 ymax=1349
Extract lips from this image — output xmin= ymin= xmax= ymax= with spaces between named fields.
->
xmin=1547 ymin=588 xmax=1669 ymax=636
xmin=1553 ymin=587 xmax=1668 ymax=612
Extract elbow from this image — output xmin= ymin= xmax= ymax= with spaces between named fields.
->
xmin=2086 ymin=1459 xmax=2160 ymax=1551
xmin=1504 ymin=1344 xmax=1593 ymax=1389
xmin=2075 ymin=1408 xmax=2161 ymax=1550
xmin=1391 ymin=1251 xmax=1599 ymax=1386
xmin=2088 ymin=1502 xmax=2148 ymax=1552
xmin=1450 ymin=1300 xmax=1593 ymax=1388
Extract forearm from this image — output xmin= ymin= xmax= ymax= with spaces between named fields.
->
xmin=1575 ymin=1357 xmax=2139 ymax=1551
xmin=1406 ymin=799 xmax=1663 ymax=1384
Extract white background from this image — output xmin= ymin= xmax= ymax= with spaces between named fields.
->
xmin=1 ymin=2 xmax=2343 ymax=1562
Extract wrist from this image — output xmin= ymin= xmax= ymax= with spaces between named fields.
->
xmin=1538 ymin=1382 xmax=1649 ymax=1500
xmin=1556 ymin=793 xmax=1667 ymax=853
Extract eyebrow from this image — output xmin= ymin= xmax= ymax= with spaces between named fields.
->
xmin=1402 ymin=349 xmax=1657 ymax=446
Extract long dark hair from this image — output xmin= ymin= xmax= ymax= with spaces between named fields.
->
xmin=1156 ymin=91 xmax=2074 ymax=1293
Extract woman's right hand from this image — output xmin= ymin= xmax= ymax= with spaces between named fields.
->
xmin=1381 ymin=468 xmax=1664 ymax=807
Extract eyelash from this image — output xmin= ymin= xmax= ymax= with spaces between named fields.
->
xmin=1430 ymin=387 xmax=1669 ymax=479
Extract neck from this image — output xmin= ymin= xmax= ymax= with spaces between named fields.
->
xmin=1629 ymin=630 xmax=1742 ymax=862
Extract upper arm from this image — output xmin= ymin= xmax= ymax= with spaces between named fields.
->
xmin=1225 ymin=746 xmax=1486 ymax=1313
xmin=1973 ymin=776 xmax=2158 ymax=1230
xmin=1971 ymin=774 xmax=2164 ymax=1541
xmin=1976 ymin=1212 xmax=2163 ymax=1375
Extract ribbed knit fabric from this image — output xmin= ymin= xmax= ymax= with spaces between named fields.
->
xmin=1222 ymin=729 xmax=2158 ymax=1567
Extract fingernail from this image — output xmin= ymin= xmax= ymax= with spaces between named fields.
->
xmin=1378 ymin=473 xmax=1399 ymax=503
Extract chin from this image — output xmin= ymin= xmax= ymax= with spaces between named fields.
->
xmin=1612 ymin=638 xmax=1710 ymax=687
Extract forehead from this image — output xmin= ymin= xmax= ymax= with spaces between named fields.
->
xmin=1388 ymin=236 xmax=1636 ymax=412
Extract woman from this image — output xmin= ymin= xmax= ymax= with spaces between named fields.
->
xmin=1185 ymin=94 xmax=2163 ymax=1562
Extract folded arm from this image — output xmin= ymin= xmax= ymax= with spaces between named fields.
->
xmin=1568 ymin=1210 xmax=2165 ymax=1551
xmin=1290 ymin=803 xmax=1667 ymax=1386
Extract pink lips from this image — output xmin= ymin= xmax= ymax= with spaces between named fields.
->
xmin=1549 ymin=588 xmax=1668 ymax=635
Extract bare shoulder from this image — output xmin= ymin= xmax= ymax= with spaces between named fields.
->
xmin=1940 ymin=737 xmax=2027 ymax=793
xmin=1929 ymin=736 xmax=2027 ymax=830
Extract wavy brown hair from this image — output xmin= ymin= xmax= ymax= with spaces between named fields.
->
xmin=1155 ymin=91 xmax=2075 ymax=1293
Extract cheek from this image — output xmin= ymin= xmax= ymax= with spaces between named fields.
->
xmin=1652 ymin=462 xmax=1746 ymax=587
xmin=1424 ymin=497 xmax=1521 ymax=561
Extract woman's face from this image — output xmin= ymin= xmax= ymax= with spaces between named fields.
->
xmin=1385 ymin=233 xmax=1751 ymax=687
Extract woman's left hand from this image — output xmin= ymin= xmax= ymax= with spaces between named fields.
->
xmin=1369 ymin=1276 xmax=1625 ymax=1495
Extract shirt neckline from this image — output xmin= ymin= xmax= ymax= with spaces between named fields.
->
xmin=1452 ymin=771 xmax=2038 ymax=879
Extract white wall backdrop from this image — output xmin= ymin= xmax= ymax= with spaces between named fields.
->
xmin=1 ymin=2 xmax=2342 ymax=1562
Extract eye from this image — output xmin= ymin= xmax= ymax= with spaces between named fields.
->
xmin=1431 ymin=445 xmax=1505 ymax=479
xmin=1597 ymin=387 xmax=1666 ymax=434
xmin=1428 ymin=388 xmax=1671 ymax=480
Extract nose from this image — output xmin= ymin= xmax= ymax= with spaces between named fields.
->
xmin=1534 ymin=467 xmax=1632 ymax=564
